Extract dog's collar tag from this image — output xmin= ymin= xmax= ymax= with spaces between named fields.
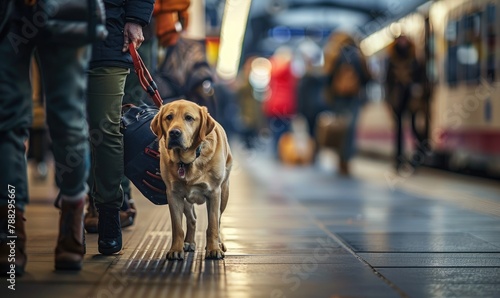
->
xmin=178 ymin=163 xmax=186 ymax=179
xmin=177 ymin=145 xmax=201 ymax=179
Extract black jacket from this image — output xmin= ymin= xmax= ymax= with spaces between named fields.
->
xmin=90 ymin=0 xmax=154 ymax=69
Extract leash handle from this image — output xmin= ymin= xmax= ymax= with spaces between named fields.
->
xmin=129 ymin=43 xmax=163 ymax=108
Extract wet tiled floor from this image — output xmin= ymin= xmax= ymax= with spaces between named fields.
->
xmin=1 ymin=151 xmax=500 ymax=298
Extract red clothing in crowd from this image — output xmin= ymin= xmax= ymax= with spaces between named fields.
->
xmin=263 ymin=58 xmax=297 ymax=118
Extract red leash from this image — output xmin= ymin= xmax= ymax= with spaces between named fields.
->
xmin=129 ymin=43 xmax=162 ymax=108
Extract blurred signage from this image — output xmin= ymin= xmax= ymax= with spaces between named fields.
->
xmin=206 ymin=36 xmax=220 ymax=67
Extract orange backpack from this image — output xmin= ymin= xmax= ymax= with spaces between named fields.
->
xmin=331 ymin=63 xmax=360 ymax=97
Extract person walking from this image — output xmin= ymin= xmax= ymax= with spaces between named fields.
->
xmin=86 ymin=0 xmax=154 ymax=255
xmin=323 ymin=32 xmax=371 ymax=176
xmin=385 ymin=35 xmax=425 ymax=171
xmin=0 ymin=0 xmax=106 ymax=273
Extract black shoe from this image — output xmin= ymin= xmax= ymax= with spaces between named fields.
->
xmin=96 ymin=206 xmax=122 ymax=255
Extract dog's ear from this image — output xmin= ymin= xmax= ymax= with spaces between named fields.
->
xmin=150 ymin=105 xmax=165 ymax=138
xmin=198 ymin=106 xmax=216 ymax=142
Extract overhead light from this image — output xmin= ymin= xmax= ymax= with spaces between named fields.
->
xmin=360 ymin=12 xmax=425 ymax=57
xmin=360 ymin=26 xmax=394 ymax=57
xmin=216 ymin=0 xmax=253 ymax=80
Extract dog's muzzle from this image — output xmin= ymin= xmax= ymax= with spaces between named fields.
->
xmin=168 ymin=129 xmax=184 ymax=149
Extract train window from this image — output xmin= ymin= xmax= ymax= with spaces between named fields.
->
xmin=446 ymin=20 xmax=459 ymax=85
xmin=459 ymin=12 xmax=482 ymax=84
xmin=486 ymin=4 xmax=496 ymax=82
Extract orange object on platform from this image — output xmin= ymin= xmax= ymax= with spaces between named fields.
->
xmin=153 ymin=0 xmax=190 ymax=47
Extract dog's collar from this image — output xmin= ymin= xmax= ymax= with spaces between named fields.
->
xmin=177 ymin=145 xmax=202 ymax=179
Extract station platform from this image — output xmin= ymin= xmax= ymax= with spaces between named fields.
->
xmin=1 ymin=148 xmax=500 ymax=298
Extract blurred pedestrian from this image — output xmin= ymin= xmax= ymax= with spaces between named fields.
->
xmin=236 ymin=57 xmax=265 ymax=149
xmin=152 ymin=0 xmax=219 ymax=119
xmin=263 ymin=46 xmax=297 ymax=158
xmin=385 ymin=35 xmax=425 ymax=171
xmin=295 ymin=40 xmax=327 ymax=153
xmin=323 ymin=32 xmax=371 ymax=175
xmin=0 ymin=0 xmax=106 ymax=273
xmin=85 ymin=0 xmax=154 ymax=255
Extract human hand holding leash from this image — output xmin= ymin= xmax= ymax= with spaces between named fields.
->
xmin=123 ymin=22 xmax=144 ymax=52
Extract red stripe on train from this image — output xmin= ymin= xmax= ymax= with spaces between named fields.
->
xmin=358 ymin=129 xmax=500 ymax=155
xmin=439 ymin=130 xmax=500 ymax=155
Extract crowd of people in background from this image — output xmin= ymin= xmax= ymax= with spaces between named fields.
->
xmin=228 ymin=30 xmax=429 ymax=177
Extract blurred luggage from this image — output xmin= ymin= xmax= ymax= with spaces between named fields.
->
xmin=315 ymin=111 xmax=349 ymax=154
xmin=278 ymin=116 xmax=315 ymax=165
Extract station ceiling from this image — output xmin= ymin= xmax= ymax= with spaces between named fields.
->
xmin=241 ymin=0 xmax=431 ymax=58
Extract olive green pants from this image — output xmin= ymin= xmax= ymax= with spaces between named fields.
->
xmin=87 ymin=67 xmax=129 ymax=209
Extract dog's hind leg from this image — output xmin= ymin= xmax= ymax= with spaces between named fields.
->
xmin=183 ymin=201 xmax=197 ymax=252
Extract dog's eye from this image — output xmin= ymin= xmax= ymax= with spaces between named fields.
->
xmin=185 ymin=115 xmax=194 ymax=122
xmin=166 ymin=114 xmax=173 ymax=121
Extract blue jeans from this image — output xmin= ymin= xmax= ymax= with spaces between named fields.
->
xmin=0 ymin=25 xmax=91 ymax=210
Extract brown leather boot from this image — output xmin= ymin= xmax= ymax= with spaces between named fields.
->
xmin=55 ymin=198 xmax=85 ymax=270
xmin=339 ymin=159 xmax=350 ymax=176
xmin=120 ymin=192 xmax=136 ymax=228
xmin=0 ymin=206 xmax=27 ymax=276
xmin=84 ymin=202 xmax=98 ymax=234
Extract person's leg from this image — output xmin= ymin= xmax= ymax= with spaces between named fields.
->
xmin=119 ymin=176 xmax=136 ymax=228
xmin=339 ymin=99 xmax=361 ymax=175
xmin=118 ymin=41 xmax=155 ymax=226
xmin=98 ymin=61 xmax=137 ymax=226
xmin=84 ymin=175 xmax=136 ymax=233
xmin=269 ymin=116 xmax=291 ymax=159
xmin=37 ymin=43 xmax=91 ymax=270
xmin=87 ymin=66 xmax=129 ymax=255
xmin=395 ymin=110 xmax=404 ymax=169
xmin=0 ymin=25 xmax=35 ymax=276
xmin=87 ymin=67 xmax=129 ymax=209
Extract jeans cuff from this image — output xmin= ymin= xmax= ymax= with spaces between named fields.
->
xmin=60 ymin=184 xmax=89 ymax=202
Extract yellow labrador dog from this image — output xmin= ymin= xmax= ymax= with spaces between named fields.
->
xmin=150 ymin=100 xmax=232 ymax=260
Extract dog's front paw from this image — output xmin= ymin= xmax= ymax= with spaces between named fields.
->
xmin=183 ymin=242 xmax=196 ymax=252
xmin=166 ymin=250 xmax=185 ymax=260
xmin=205 ymin=248 xmax=225 ymax=260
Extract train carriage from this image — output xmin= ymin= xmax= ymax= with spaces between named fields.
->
xmin=358 ymin=0 xmax=500 ymax=178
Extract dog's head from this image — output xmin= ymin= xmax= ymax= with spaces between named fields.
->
xmin=151 ymin=100 xmax=216 ymax=151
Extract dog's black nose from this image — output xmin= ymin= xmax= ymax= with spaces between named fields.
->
xmin=169 ymin=129 xmax=182 ymax=139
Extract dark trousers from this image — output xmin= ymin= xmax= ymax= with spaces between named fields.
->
xmin=392 ymin=87 xmax=425 ymax=167
xmin=0 ymin=27 xmax=91 ymax=210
